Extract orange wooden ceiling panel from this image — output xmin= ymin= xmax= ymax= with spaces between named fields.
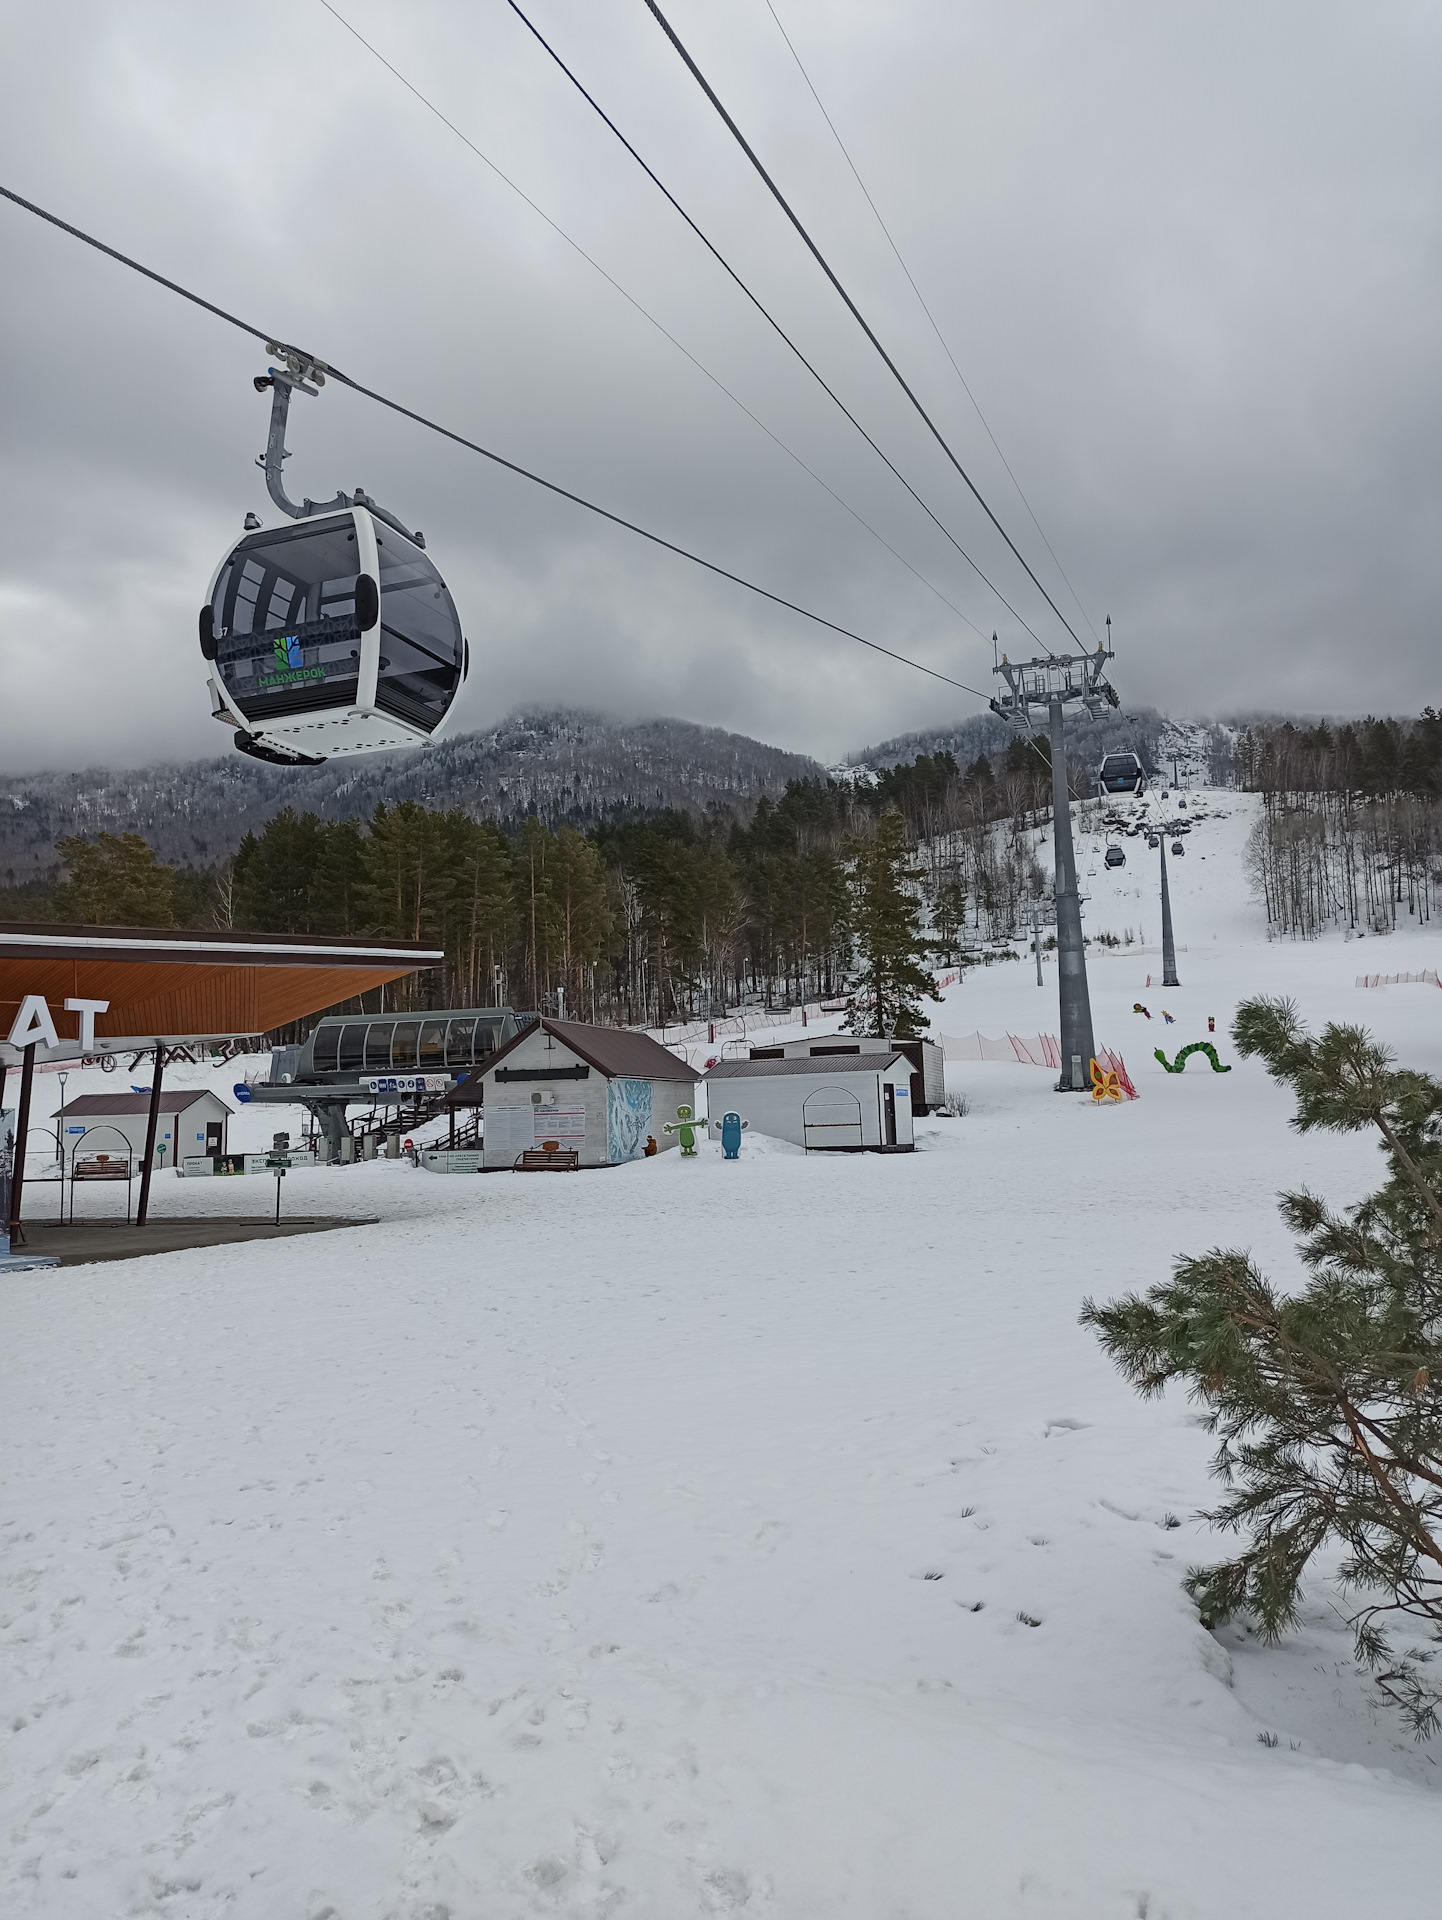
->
xmin=0 ymin=956 xmax=423 ymax=1044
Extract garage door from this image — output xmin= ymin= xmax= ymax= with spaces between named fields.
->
xmin=802 ymin=1086 xmax=863 ymax=1150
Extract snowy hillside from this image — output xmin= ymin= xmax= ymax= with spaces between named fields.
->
xmin=4 ymin=799 xmax=1442 ymax=1916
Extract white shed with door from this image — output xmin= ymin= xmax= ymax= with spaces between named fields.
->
xmin=747 ymin=1034 xmax=944 ymax=1113
xmin=456 ymin=1019 xmax=696 ymax=1170
xmin=52 ymin=1089 xmax=232 ymax=1169
xmin=703 ymin=1052 xmax=915 ymax=1152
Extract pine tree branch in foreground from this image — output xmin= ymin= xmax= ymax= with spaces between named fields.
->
xmin=1081 ymin=996 xmax=1442 ymax=1738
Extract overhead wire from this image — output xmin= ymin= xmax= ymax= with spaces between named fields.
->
xmin=502 ymin=0 xmax=1052 ymax=653
xmin=0 ymin=180 xmax=990 ymax=704
xmin=313 ymin=0 xmax=987 ymax=641
xmin=760 ymin=0 xmax=1100 ymax=647
xmin=641 ymin=0 xmax=1088 ymax=660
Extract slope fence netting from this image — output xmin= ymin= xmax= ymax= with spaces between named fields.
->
xmin=940 ymin=1032 xmax=1137 ymax=1098
xmin=1355 ymin=970 xmax=1440 ymax=988
xmin=941 ymin=1032 xmax=1061 ymax=1067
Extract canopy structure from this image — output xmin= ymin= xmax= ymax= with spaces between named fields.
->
xmin=1 ymin=924 xmax=444 ymax=1066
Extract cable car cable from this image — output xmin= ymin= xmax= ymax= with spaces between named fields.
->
xmin=502 ymin=0 xmax=1049 ymax=653
xmin=760 ymin=0 xmax=1100 ymax=648
xmin=313 ymin=0 xmax=988 ymax=643
xmin=642 ymin=0 xmax=1087 ymax=659
xmin=0 ymin=179 xmax=989 ymax=705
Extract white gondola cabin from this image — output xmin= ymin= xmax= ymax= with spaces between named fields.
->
xmin=200 ymin=505 xmax=466 ymax=766
xmin=1097 ymin=751 xmax=1145 ymax=797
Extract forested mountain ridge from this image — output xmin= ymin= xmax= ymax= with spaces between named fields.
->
xmin=846 ymin=705 xmax=1167 ymax=780
xmin=0 ymin=709 xmax=821 ymax=882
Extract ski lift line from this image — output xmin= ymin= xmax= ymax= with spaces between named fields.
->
xmin=313 ymin=0 xmax=984 ymax=643
xmin=0 ymin=180 xmax=990 ymax=707
xmin=643 ymin=0 xmax=1087 ymax=661
xmin=502 ymin=0 xmax=1049 ymax=655
xmin=759 ymin=1 xmax=1100 ymax=650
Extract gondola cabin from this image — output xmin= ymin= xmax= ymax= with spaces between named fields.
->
xmin=1097 ymin=751 xmax=1145 ymax=797
xmin=200 ymin=507 xmax=466 ymax=766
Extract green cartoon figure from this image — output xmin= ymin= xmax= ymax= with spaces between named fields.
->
xmin=663 ymin=1104 xmax=700 ymax=1156
xmin=1154 ymin=1042 xmax=1230 ymax=1074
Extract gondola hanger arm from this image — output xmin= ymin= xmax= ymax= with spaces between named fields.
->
xmin=253 ymin=355 xmax=425 ymax=547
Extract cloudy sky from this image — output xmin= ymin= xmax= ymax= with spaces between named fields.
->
xmin=0 ymin=0 xmax=1437 ymax=773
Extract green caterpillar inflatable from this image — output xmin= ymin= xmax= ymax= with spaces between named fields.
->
xmin=1154 ymin=1042 xmax=1230 ymax=1074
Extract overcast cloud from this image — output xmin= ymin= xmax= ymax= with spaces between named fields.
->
xmin=0 ymin=0 xmax=1437 ymax=774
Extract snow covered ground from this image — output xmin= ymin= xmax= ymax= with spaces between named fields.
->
xmin=4 ymin=791 xmax=1442 ymax=1917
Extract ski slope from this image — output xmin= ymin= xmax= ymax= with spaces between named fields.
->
xmin=4 ymin=791 xmax=1441 ymax=1918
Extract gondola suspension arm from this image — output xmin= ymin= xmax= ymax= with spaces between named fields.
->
xmin=255 ymin=345 xmax=427 ymax=549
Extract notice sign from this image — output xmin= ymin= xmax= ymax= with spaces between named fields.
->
xmin=367 ymin=1075 xmax=449 ymax=1096
xmin=484 ymin=1104 xmax=535 ymax=1167
xmin=538 ymin=1106 xmax=585 ymax=1142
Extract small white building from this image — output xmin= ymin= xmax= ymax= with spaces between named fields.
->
xmin=705 ymin=1051 xmax=915 ymax=1152
xmin=54 ymin=1089 xmax=232 ymax=1168
xmin=747 ymin=1033 xmax=944 ymax=1113
xmin=457 ymin=1019 xmax=696 ymax=1170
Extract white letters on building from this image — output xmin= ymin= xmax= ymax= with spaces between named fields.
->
xmin=7 ymin=996 xmax=60 ymax=1051
xmin=6 ymin=996 xmax=110 ymax=1052
xmin=64 ymin=998 xmax=110 ymax=1049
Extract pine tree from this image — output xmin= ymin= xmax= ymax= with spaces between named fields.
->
xmin=232 ymin=809 xmax=327 ymax=933
xmin=846 ymin=809 xmax=935 ymax=1035
xmin=1082 ymin=996 xmax=1442 ymax=1736
xmin=55 ymin=832 xmax=175 ymax=926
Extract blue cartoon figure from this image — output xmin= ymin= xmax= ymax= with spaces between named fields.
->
xmin=663 ymin=1104 xmax=700 ymax=1156
xmin=719 ymin=1111 xmax=748 ymax=1160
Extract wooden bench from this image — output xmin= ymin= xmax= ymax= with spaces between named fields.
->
xmin=514 ymin=1148 xmax=580 ymax=1173
xmin=72 ymin=1155 xmax=132 ymax=1180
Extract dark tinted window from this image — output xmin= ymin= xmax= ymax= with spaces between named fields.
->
xmin=212 ymin=518 xmax=361 ymax=721
xmin=391 ymin=1022 xmax=419 ymax=1069
xmin=418 ymin=1020 xmax=447 ymax=1068
xmin=373 ymin=533 xmax=462 ymax=733
xmin=445 ymin=1018 xmax=476 ymax=1065
xmin=311 ymin=1025 xmax=340 ymax=1072
xmin=364 ymin=1022 xmax=396 ymax=1070
xmin=338 ymin=1022 xmax=367 ymax=1072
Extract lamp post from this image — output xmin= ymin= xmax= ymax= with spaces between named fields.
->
xmin=56 ymin=1070 xmax=69 ymax=1221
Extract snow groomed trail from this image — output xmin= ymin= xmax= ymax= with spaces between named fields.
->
xmin=4 ymin=792 xmax=1441 ymax=1917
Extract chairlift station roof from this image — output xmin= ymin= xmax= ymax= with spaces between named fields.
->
xmin=1 ymin=922 xmax=443 ymax=1065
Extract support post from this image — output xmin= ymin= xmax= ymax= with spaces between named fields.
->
xmin=1049 ymin=698 xmax=1096 ymax=1090
xmin=1159 ymin=838 xmax=1180 ymax=988
xmin=1031 ymin=901 xmax=1043 ymax=986
xmin=8 ymin=1044 xmax=36 ymax=1245
xmin=135 ymin=1044 xmax=165 ymax=1227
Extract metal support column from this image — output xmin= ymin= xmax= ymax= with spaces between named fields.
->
xmin=135 ymin=1043 xmax=166 ymax=1227
xmin=1159 ymin=837 xmax=1180 ymax=988
xmin=8 ymin=1043 xmax=36 ymax=1245
xmin=1049 ymin=698 xmax=1096 ymax=1091
xmin=991 ymin=639 xmax=1119 ymax=1096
